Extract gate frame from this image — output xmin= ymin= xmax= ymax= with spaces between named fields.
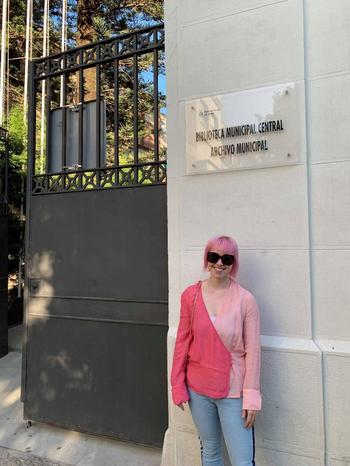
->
xmin=21 ymin=25 xmax=168 ymax=446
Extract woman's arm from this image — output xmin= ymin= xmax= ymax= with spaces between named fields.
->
xmin=242 ymin=292 xmax=262 ymax=411
xmin=170 ymin=290 xmax=192 ymax=405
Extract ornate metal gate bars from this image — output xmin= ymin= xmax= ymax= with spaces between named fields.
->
xmin=28 ymin=24 xmax=166 ymax=194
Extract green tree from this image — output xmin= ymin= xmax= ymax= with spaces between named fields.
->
xmin=7 ymin=105 xmax=26 ymax=278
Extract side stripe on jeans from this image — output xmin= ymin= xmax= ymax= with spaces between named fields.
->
xmin=252 ymin=426 xmax=256 ymax=466
xmin=199 ymin=437 xmax=204 ymax=466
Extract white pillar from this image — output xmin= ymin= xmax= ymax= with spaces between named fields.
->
xmin=60 ymin=0 xmax=67 ymax=107
xmin=40 ymin=0 xmax=50 ymax=172
xmin=23 ymin=0 xmax=33 ymax=121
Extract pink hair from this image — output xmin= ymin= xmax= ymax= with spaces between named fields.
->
xmin=203 ymin=235 xmax=239 ymax=278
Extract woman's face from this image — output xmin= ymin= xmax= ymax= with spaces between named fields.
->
xmin=207 ymin=249 xmax=234 ymax=281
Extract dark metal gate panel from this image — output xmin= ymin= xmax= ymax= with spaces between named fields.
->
xmin=23 ymin=25 xmax=168 ymax=446
xmin=0 ymin=127 xmax=8 ymax=358
xmin=24 ymin=186 xmax=167 ymax=445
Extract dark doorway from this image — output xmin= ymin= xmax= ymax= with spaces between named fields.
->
xmin=0 ymin=126 xmax=9 ymax=358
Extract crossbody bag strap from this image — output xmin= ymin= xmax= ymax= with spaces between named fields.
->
xmin=189 ymin=281 xmax=201 ymax=339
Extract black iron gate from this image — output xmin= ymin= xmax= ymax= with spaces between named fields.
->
xmin=0 ymin=126 xmax=9 ymax=358
xmin=23 ymin=25 xmax=168 ymax=446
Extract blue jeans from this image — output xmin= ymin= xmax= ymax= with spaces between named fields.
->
xmin=188 ymin=388 xmax=255 ymax=466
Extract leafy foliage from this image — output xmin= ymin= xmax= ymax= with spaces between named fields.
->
xmin=6 ymin=105 xmax=26 ymax=276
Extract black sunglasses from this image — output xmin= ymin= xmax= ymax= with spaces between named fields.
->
xmin=207 ymin=251 xmax=235 ymax=266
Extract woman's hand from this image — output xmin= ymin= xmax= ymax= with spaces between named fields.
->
xmin=177 ymin=402 xmax=187 ymax=411
xmin=242 ymin=409 xmax=257 ymax=429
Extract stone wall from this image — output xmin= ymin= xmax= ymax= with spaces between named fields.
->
xmin=162 ymin=1 xmax=350 ymax=465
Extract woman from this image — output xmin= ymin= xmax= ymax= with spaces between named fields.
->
xmin=171 ymin=235 xmax=261 ymax=466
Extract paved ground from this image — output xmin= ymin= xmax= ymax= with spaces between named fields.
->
xmin=0 ymin=325 xmax=162 ymax=466
xmin=0 ymin=445 xmax=71 ymax=465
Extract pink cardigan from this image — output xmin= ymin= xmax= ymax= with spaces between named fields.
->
xmin=171 ymin=281 xmax=262 ymax=411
